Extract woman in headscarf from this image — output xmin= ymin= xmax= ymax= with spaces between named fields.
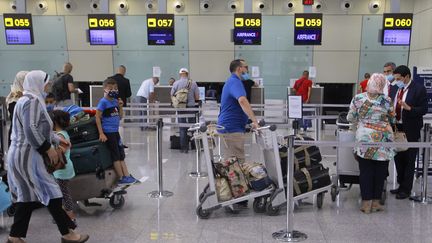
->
xmin=6 ymin=70 xmax=89 ymax=243
xmin=6 ymin=71 xmax=28 ymax=146
xmin=347 ymin=73 xmax=395 ymax=214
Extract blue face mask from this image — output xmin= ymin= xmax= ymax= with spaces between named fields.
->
xmin=106 ymin=90 xmax=119 ymax=99
xmin=46 ymin=104 xmax=54 ymax=112
xmin=395 ymin=80 xmax=405 ymax=89
xmin=386 ymin=74 xmax=394 ymax=82
xmin=241 ymin=73 xmax=250 ymax=80
xmin=42 ymin=92 xmax=48 ymax=99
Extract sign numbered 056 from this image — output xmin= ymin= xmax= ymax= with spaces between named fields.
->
xmin=87 ymin=14 xmax=117 ymax=45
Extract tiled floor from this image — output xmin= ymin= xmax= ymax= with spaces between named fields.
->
xmin=1 ymin=126 xmax=432 ymax=243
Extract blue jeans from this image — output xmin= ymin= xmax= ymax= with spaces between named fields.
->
xmin=178 ymin=110 xmax=196 ymax=151
xmin=137 ymin=96 xmax=147 ymax=125
xmin=301 ymin=111 xmax=312 ymax=130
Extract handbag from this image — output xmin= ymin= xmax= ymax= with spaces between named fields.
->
xmin=394 ymin=126 xmax=408 ymax=152
xmin=43 ymin=146 xmax=67 ymax=174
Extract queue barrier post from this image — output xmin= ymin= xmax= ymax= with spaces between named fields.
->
xmin=411 ymin=123 xmax=432 ymax=204
xmin=189 ymin=113 xmax=208 ymax=178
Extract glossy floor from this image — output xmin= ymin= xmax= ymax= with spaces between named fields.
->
xmin=0 ymin=126 xmax=431 ymax=243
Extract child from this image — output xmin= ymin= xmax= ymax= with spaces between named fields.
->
xmin=45 ymin=92 xmax=55 ymax=112
xmin=96 ymin=78 xmax=137 ymax=185
xmin=50 ymin=110 xmax=77 ymax=225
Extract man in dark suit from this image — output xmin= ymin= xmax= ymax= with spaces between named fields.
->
xmin=110 ymin=65 xmax=132 ymax=107
xmin=389 ymin=65 xmax=428 ymax=199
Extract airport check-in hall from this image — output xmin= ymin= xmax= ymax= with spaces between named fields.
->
xmin=0 ymin=0 xmax=432 ymax=242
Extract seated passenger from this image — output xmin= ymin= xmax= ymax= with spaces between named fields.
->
xmin=347 ymin=73 xmax=395 ymax=214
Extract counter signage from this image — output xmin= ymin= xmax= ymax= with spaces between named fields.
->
xmin=294 ymin=13 xmax=322 ymax=45
xmin=382 ymin=13 xmax=413 ymax=46
xmin=233 ymin=13 xmax=262 ymax=45
xmin=147 ymin=14 xmax=175 ymax=45
xmin=413 ymin=67 xmax=432 ymax=113
xmin=88 ymin=14 xmax=117 ymax=45
xmin=3 ymin=13 xmax=34 ymax=45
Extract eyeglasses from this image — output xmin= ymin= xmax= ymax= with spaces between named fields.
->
xmin=383 ymin=70 xmax=392 ymax=73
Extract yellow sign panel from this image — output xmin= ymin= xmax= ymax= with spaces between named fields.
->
xmin=89 ymin=18 xmax=98 ymax=28
xmin=235 ymin=18 xmax=244 ymax=27
xmin=384 ymin=18 xmax=394 ymax=27
xmin=148 ymin=18 xmax=156 ymax=28
xmin=295 ymin=18 xmax=304 ymax=27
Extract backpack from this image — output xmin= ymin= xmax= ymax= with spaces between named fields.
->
xmin=52 ymin=72 xmax=67 ymax=101
xmin=171 ymin=80 xmax=192 ymax=108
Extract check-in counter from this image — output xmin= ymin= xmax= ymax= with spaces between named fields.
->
xmin=251 ymin=87 xmax=264 ymax=117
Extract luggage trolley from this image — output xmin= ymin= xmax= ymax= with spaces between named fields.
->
xmin=331 ymin=113 xmax=387 ymax=204
xmin=195 ymin=124 xmax=286 ymax=219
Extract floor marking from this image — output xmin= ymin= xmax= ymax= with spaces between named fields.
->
xmin=162 ymin=159 xmax=168 ymax=164
xmin=139 ymin=176 xmax=149 ymax=183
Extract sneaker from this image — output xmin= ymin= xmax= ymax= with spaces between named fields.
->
xmin=128 ymin=175 xmax=140 ymax=184
xmin=118 ymin=176 xmax=134 ymax=185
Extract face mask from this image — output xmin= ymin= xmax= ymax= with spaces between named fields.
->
xmin=46 ymin=104 xmax=54 ymax=112
xmin=395 ymin=80 xmax=405 ymax=89
xmin=241 ymin=73 xmax=250 ymax=80
xmin=386 ymin=74 xmax=394 ymax=82
xmin=42 ymin=92 xmax=48 ymax=99
xmin=105 ymin=90 xmax=119 ymax=99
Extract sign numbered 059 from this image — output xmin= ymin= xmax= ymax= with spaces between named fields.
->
xmin=294 ymin=13 xmax=322 ymax=45
xmin=3 ymin=13 xmax=34 ymax=45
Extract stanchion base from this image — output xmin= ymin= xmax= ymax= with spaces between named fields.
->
xmin=189 ymin=172 xmax=208 ymax=178
xmin=410 ymin=195 xmax=432 ymax=204
xmin=148 ymin=190 xmax=174 ymax=199
xmin=272 ymin=230 xmax=307 ymax=242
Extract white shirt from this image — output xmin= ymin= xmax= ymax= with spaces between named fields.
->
xmin=394 ymin=81 xmax=412 ymax=123
xmin=382 ymin=80 xmax=395 ymax=97
xmin=136 ymin=78 xmax=154 ymax=99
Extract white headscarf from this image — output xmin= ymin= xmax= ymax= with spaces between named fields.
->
xmin=366 ymin=73 xmax=386 ymax=95
xmin=6 ymin=71 xmax=28 ymax=105
xmin=23 ymin=70 xmax=52 ymax=127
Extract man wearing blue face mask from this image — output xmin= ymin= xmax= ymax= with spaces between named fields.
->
xmin=389 ymin=65 xmax=427 ymax=199
xmin=382 ymin=62 xmax=396 ymax=97
xmin=45 ymin=93 xmax=56 ymax=112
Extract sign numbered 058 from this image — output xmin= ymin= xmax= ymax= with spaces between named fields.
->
xmin=233 ymin=13 xmax=262 ymax=45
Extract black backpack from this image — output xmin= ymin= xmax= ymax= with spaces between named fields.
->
xmin=52 ymin=72 xmax=66 ymax=101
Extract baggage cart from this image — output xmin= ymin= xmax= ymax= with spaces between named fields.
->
xmin=195 ymin=124 xmax=286 ymax=219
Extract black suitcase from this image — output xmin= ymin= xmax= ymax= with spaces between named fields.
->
xmin=280 ymin=135 xmax=322 ymax=176
xmin=291 ymin=164 xmax=331 ymax=197
xmin=70 ymin=140 xmax=113 ymax=175
xmin=65 ymin=117 xmax=99 ymax=145
xmin=170 ymin=135 xmax=194 ymax=150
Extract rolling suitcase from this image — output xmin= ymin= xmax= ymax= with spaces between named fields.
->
xmin=292 ymin=164 xmax=331 ymax=197
xmin=70 ymin=140 xmax=113 ymax=175
xmin=69 ymin=169 xmax=117 ymax=201
xmin=65 ymin=117 xmax=99 ymax=145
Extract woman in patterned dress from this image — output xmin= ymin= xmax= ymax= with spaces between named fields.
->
xmin=347 ymin=73 xmax=396 ymax=214
xmin=6 ymin=70 xmax=89 ymax=243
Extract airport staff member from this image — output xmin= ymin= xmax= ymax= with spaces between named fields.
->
xmin=218 ymin=59 xmax=259 ymax=163
xmin=136 ymin=76 xmax=159 ymax=128
xmin=383 ymin=62 xmax=396 ymax=97
xmin=293 ymin=70 xmax=313 ymax=132
xmin=389 ymin=65 xmax=427 ymax=200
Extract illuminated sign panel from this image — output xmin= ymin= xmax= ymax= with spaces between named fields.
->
xmin=88 ymin=14 xmax=117 ymax=45
xmin=147 ymin=14 xmax=175 ymax=45
xmin=294 ymin=13 xmax=322 ymax=45
xmin=382 ymin=13 xmax=413 ymax=46
xmin=233 ymin=13 xmax=261 ymax=45
xmin=3 ymin=13 xmax=34 ymax=45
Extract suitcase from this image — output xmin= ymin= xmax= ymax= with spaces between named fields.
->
xmin=292 ymin=164 xmax=331 ymax=197
xmin=280 ymin=135 xmax=322 ymax=176
xmin=65 ymin=117 xmax=99 ymax=145
xmin=170 ymin=135 xmax=181 ymax=149
xmin=70 ymin=140 xmax=113 ymax=175
xmin=216 ymin=157 xmax=249 ymax=198
xmin=69 ymin=169 xmax=117 ymax=201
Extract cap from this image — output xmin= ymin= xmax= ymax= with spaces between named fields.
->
xmin=179 ymin=68 xmax=189 ymax=74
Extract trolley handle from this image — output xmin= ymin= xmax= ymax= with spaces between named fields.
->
xmin=188 ymin=123 xmax=206 ymax=132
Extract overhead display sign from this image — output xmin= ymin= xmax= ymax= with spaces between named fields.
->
xmin=303 ymin=0 xmax=314 ymax=5
xmin=88 ymin=14 xmax=117 ymax=45
xmin=3 ymin=13 xmax=34 ymax=45
xmin=382 ymin=13 xmax=413 ymax=46
xmin=294 ymin=13 xmax=322 ymax=45
xmin=233 ymin=13 xmax=262 ymax=45
xmin=147 ymin=14 xmax=175 ymax=45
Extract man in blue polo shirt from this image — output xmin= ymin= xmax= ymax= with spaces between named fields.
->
xmin=218 ymin=59 xmax=259 ymax=163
